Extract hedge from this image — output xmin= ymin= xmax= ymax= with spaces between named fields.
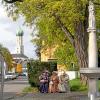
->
xmin=27 ymin=60 xmax=57 ymax=87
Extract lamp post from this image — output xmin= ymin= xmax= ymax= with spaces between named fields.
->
xmin=0 ymin=53 xmax=4 ymax=100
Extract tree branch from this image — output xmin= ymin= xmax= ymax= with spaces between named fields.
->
xmin=94 ymin=2 xmax=100 ymax=5
xmin=4 ymin=0 xmax=22 ymax=3
xmin=54 ymin=14 xmax=75 ymax=46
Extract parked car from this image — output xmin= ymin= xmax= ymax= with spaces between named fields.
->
xmin=4 ymin=73 xmax=17 ymax=80
xmin=22 ymin=72 xmax=28 ymax=76
xmin=19 ymin=72 xmax=28 ymax=77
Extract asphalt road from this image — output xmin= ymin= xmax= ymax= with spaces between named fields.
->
xmin=4 ymin=76 xmax=29 ymax=84
xmin=4 ymin=76 xmax=29 ymax=92
xmin=8 ymin=92 xmax=89 ymax=100
xmin=0 ymin=76 xmax=29 ymax=100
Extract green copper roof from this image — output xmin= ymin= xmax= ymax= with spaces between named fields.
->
xmin=16 ymin=28 xmax=24 ymax=36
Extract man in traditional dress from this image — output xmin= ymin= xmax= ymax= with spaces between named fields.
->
xmin=58 ymin=72 xmax=70 ymax=93
xmin=39 ymin=70 xmax=49 ymax=93
xmin=49 ymin=71 xmax=59 ymax=93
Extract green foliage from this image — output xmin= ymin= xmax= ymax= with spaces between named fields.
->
xmin=69 ymin=78 xmax=87 ymax=91
xmin=3 ymin=0 xmax=100 ymax=69
xmin=27 ymin=60 xmax=57 ymax=87
xmin=54 ymin=41 xmax=78 ymax=70
xmin=0 ymin=44 xmax=13 ymax=70
xmin=70 ymin=78 xmax=100 ymax=92
xmin=22 ymin=86 xmax=39 ymax=93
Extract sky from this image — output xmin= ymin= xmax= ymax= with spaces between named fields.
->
xmin=0 ymin=2 xmax=37 ymax=59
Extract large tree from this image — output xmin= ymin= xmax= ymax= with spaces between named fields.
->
xmin=0 ymin=44 xmax=13 ymax=70
xmin=3 ymin=0 xmax=100 ymax=70
xmin=32 ymin=16 xmax=78 ymax=70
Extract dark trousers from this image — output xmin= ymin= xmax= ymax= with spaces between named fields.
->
xmin=39 ymin=82 xmax=48 ymax=93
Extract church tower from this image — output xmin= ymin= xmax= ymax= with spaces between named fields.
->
xmin=16 ymin=28 xmax=24 ymax=54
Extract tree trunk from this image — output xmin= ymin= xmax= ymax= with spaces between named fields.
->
xmin=74 ymin=19 xmax=88 ymax=85
xmin=54 ymin=6 xmax=89 ymax=84
xmin=74 ymin=38 xmax=88 ymax=85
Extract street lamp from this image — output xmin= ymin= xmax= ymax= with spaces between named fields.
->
xmin=0 ymin=53 xmax=4 ymax=100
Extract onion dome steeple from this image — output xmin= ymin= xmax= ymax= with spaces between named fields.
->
xmin=16 ymin=28 xmax=24 ymax=36
xmin=16 ymin=27 xmax=24 ymax=54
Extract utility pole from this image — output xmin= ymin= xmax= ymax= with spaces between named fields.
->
xmin=0 ymin=54 xmax=4 ymax=100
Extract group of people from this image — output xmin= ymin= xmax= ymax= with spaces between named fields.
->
xmin=39 ymin=70 xmax=70 ymax=93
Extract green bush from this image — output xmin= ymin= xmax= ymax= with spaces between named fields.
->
xmin=69 ymin=78 xmax=87 ymax=91
xmin=70 ymin=85 xmax=80 ymax=91
xmin=22 ymin=86 xmax=39 ymax=93
xmin=70 ymin=78 xmax=100 ymax=92
xmin=27 ymin=60 xmax=57 ymax=87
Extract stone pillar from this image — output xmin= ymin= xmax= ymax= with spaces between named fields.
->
xmin=88 ymin=1 xmax=98 ymax=99
xmin=88 ymin=1 xmax=98 ymax=68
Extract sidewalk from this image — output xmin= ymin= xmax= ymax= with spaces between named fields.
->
xmin=0 ymin=92 xmax=18 ymax=100
xmin=3 ymin=92 xmax=88 ymax=100
xmin=1 ymin=92 xmax=100 ymax=100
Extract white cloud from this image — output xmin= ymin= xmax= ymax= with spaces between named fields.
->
xmin=0 ymin=3 xmax=37 ymax=59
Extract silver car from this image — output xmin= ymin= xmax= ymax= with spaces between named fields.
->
xmin=5 ymin=73 xmax=17 ymax=80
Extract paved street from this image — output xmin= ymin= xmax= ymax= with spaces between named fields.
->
xmin=4 ymin=76 xmax=28 ymax=84
xmin=9 ymin=93 xmax=100 ymax=100
xmin=5 ymin=92 xmax=88 ymax=100
xmin=4 ymin=76 xmax=29 ymax=93
xmin=4 ymin=84 xmax=29 ymax=93
xmin=1 ymin=92 xmax=100 ymax=100
xmin=0 ymin=76 xmax=29 ymax=100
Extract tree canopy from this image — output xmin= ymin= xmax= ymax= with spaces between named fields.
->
xmin=3 ymin=0 xmax=100 ymax=69
xmin=0 ymin=44 xmax=13 ymax=70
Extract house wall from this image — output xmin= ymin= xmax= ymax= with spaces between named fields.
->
xmin=58 ymin=70 xmax=78 ymax=80
xmin=40 ymin=45 xmax=66 ymax=70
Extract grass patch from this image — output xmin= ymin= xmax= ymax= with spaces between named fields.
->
xmin=23 ymin=79 xmax=100 ymax=93
xmin=22 ymin=86 xmax=39 ymax=93
xmin=98 ymin=80 xmax=100 ymax=91
xmin=69 ymin=78 xmax=87 ymax=91
xmin=69 ymin=78 xmax=100 ymax=92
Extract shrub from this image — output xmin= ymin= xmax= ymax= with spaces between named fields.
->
xmin=22 ymin=86 xmax=39 ymax=93
xmin=69 ymin=78 xmax=87 ymax=91
xmin=70 ymin=85 xmax=80 ymax=91
xmin=70 ymin=78 xmax=100 ymax=92
xmin=27 ymin=60 xmax=57 ymax=87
